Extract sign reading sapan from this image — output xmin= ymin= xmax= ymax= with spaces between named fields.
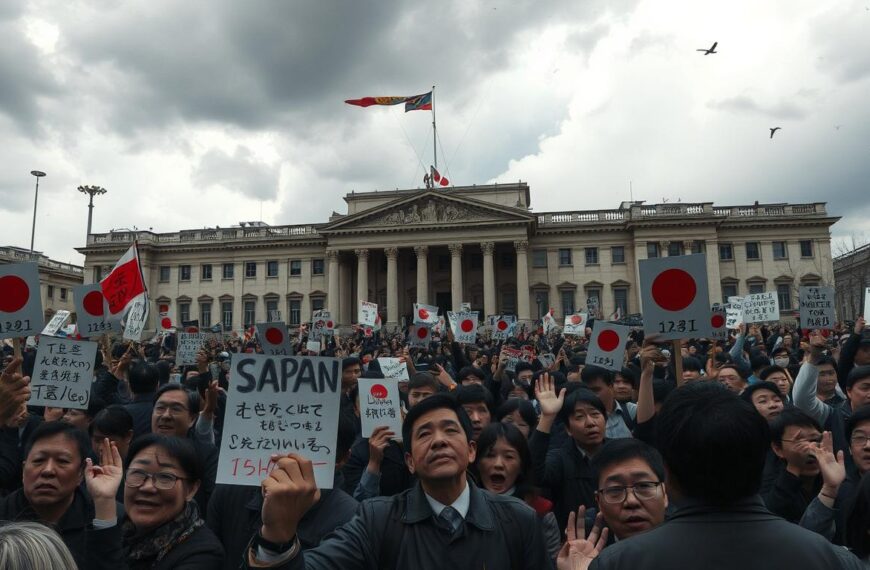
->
xmin=742 ymin=292 xmax=780 ymax=324
xmin=799 ymin=286 xmax=836 ymax=330
xmin=358 ymin=377 xmax=403 ymax=438
xmin=217 ymin=354 xmax=341 ymax=488
xmin=30 ymin=337 xmax=98 ymax=409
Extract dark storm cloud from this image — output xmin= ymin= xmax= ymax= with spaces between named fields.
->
xmin=706 ymin=95 xmax=808 ymax=120
xmin=0 ymin=17 xmax=60 ymax=131
xmin=192 ymin=146 xmax=279 ymax=200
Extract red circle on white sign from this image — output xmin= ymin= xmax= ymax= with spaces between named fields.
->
xmin=711 ymin=314 xmax=725 ymax=328
xmin=497 ymin=320 xmax=508 ymax=331
xmin=571 ymin=315 xmax=582 ymax=325
xmin=460 ymin=319 xmax=474 ymax=332
xmin=0 ymin=275 xmax=29 ymax=313
xmin=370 ymin=384 xmax=388 ymax=399
xmin=265 ymin=327 xmax=284 ymax=344
xmin=416 ymin=327 xmax=428 ymax=339
xmin=161 ymin=317 xmax=172 ymax=329
xmin=83 ymin=290 xmax=105 ymax=316
xmin=651 ymin=269 xmax=696 ymax=311
xmin=597 ymin=330 xmax=620 ymax=352
xmin=418 ymin=308 xmax=429 ymax=320
xmin=326 ymin=321 xmax=334 ymax=328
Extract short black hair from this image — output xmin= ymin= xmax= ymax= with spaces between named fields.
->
xmin=455 ymin=384 xmax=494 ymax=410
xmin=402 ymin=393 xmax=472 ymax=454
xmin=513 ymin=362 xmax=534 ymax=376
xmin=591 ymin=439 xmax=666 ymax=488
xmin=126 ymin=434 xmax=203 ymax=483
xmin=769 ymin=407 xmax=821 ymax=446
xmin=682 ymin=357 xmax=703 ymax=373
xmin=740 ymin=381 xmax=783 ymax=405
xmin=495 ymin=399 xmax=538 ymax=431
xmin=474 ymin=422 xmax=534 ymax=497
xmin=128 ymin=362 xmax=159 ymax=395
xmin=342 ymin=357 xmax=361 ymax=370
xmin=154 ymin=384 xmax=200 ymax=415
xmin=408 ymin=372 xmax=440 ymax=392
xmin=558 ymin=388 xmax=607 ymax=425
xmin=655 ymin=382 xmax=769 ymax=506
xmin=458 ymin=366 xmax=485 ymax=383
xmin=719 ymin=362 xmax=748 ymax=380
xmin=847 ymin=405 xmax=870 ymax=441
xmin=749 ymin=354 xmax=770 ymax=372
xmin=815 ymin=355 xmax=838 ymax=371
xmin=616 ymin=367 xmax=639 ymax=390
xmin=758 ymin=365 xmax=788 ymax=381
xmin=581 ymin=365 xmax=613 ymax=386
xmin=846 ymin=366 xmax=870 ymax=391
xmin=24 ymin=421 xmax=89 ymax=468
xmin=90 ymin=405 xmax=134 ymax=438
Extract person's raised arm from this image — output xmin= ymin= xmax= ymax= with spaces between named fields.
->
xmin=792 ymin=331 xmax=832 ymax=426
xmin=729 ymin=323 xmax=748 ymax=367
xmin=534 ymin=372 xmax=565 ymax=435
xmin=0 ymin=357 xmax=30 ymax=427
xmin=353 ymin=426 xmax=394 ymax=501
xmin=530 ymin=373 xmax=565 ymax=489
xmin=837 ymin=317 xmax=865 ymax=391
xmin=636 ymin=343 xmax=658 ymax=424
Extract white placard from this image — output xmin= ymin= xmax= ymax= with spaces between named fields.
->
xmin=586 ymin=321 xmax=631 ymax=371
xmin=408 ymin=325 xmax=431 ymax=347
xmin=359 ymin=301 xmax=378 ymax=327
xmin=413 ymin=303 xmax=439 ymax=326
xmin=460 ymin=302 xmax=472 ymax=312
xmin=710 ymin=305 xmax=728 ymax=341
xmin=306 ymin=339 xmax=322 ymax=353
xmin=256 ymin=322 xmax=293 ymax=355
xmin=73 ymin=283 xmax=117 ymax=338
xmin=742 ymin=292 xmax=780 ymax=324
xmin=0 ymin=262 xmax=44 ymax=339
xmin=542 ymin=309 xmax=558 ymax=334
xmin=799 ymin=286 xmax=836 ymax=330
xmin=638 ymin=254 xmax=711 ymax=339
xmin=537 ymin=353 xmax=556 ymax=369
xmin=358 ymin=377 xmax=403 ymax=438
xmin=41 ymin=310 xmax=71 ymax=337
xmin=725 ymin=297 xmax=744 ymax=329
xmin=563 ymin=313 xmax=588 ymax=336
xmin=217 ymin=354 xmax=341 ymax=488
xmin=489 ymin=315 xmax=517 ymax=340
xmin=864 ymin=287 xmax=870 ymax=321
xmin=177 ymin=332 xmax=208 ymax=366
xmin=122 ymin=296 xmax=149 ymax=341
xmin=447 ymin=311 xmax=478 ymax=344
xmin=30 ymin=337 xmax=98 ymax=409
xmin=377 ymin=357 xmax=409 ymax=381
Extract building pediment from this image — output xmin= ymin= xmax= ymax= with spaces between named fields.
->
xmin=320 ymin=190 xmax=534 ymax=235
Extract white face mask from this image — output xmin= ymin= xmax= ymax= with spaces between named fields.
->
xmin=774 ymin=357 xmax=789 ymax=367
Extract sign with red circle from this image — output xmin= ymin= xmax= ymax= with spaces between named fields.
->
xmin=72 ymin=283 xmax=117 ymax=339
xmin=639 ymin=254 xmax=711 ymax=340
xmin=417 ymin=326 xmax=429 ymax=339
xmin=83 ymin=291 xmax=105 ymax=316
xmin=370 ymin=384 xmax=388 ymax=399
xmin=571 ymin=314 xmax=582 ymax=325
xmin=256 ymin=322 xmax=292 ymax=355
xmin=0 ymin=262 xmax=44 ymax=340
xmin=460 ymin=319 xmax=474 ymax=332
xmin=448 ymin=311 xmax=478 ymax=344
xmin=585 ymin=321 xmax=631 ymax=371
xmin=497 ymin=319 xmax=508 ymax=330
xmin=265 ymin=327 xmax=284 ymax=345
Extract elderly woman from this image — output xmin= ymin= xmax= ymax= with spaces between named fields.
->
xmin=86 ymin=435 xmax=223 ymax=569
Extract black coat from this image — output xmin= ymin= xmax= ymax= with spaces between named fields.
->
xmin=342 ymin=437 xmax=414 ymax=498
xmin=191 ymin=438 xmax=218 ymax=514
xmin=124 ymin=392 xmax=156 ymax=439
xmin=529 ymin=429 xmax=597 ymax=531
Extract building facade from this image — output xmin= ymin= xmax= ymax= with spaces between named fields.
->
xmin=834 ymin=243 xmax=870 ymax=320
xmin=76 ymin=183 xmax=839 ymax=331
xmin=0 ymin=246 xmax=84 ymax=321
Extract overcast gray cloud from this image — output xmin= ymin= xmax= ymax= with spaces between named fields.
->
xmin=193 ymin=146 xmax=279 ymax=201
xmin=706 ymin=95 xmax=808 ymax=120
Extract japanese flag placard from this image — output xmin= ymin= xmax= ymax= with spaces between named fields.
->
xmin=710 ymin=305 xmax=728 ymax=341
xmin=639 ymin=254 xmax=711 ymax=340
xmin=799 ymin=286 xmax=836 ymax=330
xmin=158 ymin=303 xmax=172 ymax=331
xmin=0 ymin=262 xmax=44 ymax=339
xmin=563 ymin=313 xmax=588 ymax=336
xmin=256 ymin=322 xmax=293 ymax=355
xmin=489 ymin=315 xmax=516 ymax=340
xmin=413 ymin=303 xmax=439 ymax=326
xmin=742 ymin=292 xmax=779 ymax=324
xmin=407 ymin=325 xmax=431 ymax=347
xmin=73 ymin=283 xmax=117 ymax=339
xmin=358 ymin=378 xmax=403 ymax=438
xmin=447 ymin=311 xmax=478 ymax=344
xmin=377 ymin=357 xmax=409 ymax=381
xmin=586 ymin=321 xmax=631 ymax=371
xmin=359 ymin=301 xmax=378 ymax=327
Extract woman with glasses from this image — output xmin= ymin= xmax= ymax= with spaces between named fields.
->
xmin=85 ymin=434 xmax=223 ymax=568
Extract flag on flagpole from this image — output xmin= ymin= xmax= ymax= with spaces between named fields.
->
xmin=430 ymin=166 xmax=449 ymax=187
xmin=100 ymin=242 xmax=146 ymax=318
xmin=344 ymin=96 xmax=408 ymax=108
xmin=404 ymin=92 xmax=432 ymax=112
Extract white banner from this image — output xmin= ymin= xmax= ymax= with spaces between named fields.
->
xmin=122 ymin=296 xmax=149 ymax=341
xmin=799 ymin=286 xmax=836 ymax=330
xmin=358 ymin=301 xmax=378 ymax=327
xmin=358 ymin=378 xmax=403 ymax=438
xmin=30 ymin=337 xmax=98 ymax=409
xmin=742 ymin=292 xmax=780 ymax=324
xmin=447 ymin=311 xmax=479 ymax=344
xmin=377 ymin=357 xmax=409 ymax=381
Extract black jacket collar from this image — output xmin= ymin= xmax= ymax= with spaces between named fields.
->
xmin=402 ymin=479 xmax=494 ymax=531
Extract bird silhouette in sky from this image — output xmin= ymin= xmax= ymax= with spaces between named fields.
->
xmin=697 ymin=41 xmax=718 ymax=55
xmin=770 ymin=127 xmax=781 ymax=139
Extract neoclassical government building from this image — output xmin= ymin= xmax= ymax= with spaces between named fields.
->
xmin=77 ymin=182 xmax=839 ymax=331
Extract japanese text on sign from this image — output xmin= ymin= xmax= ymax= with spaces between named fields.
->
xmin=742 ymin=292 xmax=779 ymax=323
xmin=358 ymin=378 xmax=403 ymax=438
xmin=30 ymin=338 xmax=98 ymax=410
xmin=177 ymin=333 xmax=208 ymax=366
xmin=377 ymin=358 xmax=409 ymax=381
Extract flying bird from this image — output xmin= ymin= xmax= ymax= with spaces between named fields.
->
xmin=769 ymin=127 xmax=781 ymax=139
xmin=696 ymin=41 xmax=718 ymax=55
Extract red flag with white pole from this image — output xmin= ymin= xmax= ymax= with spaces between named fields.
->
xmin=99 ymin=242 xmax=146 ymax=318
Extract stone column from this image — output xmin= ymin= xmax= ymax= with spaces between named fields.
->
xmin=705 ymin=239 xmax=722 ymax=304
xmin=414 ymin=246 xmax=429 ymax=304
xmin=339 ymin=259 xmax=351 ymax=325
xmin=385 ymin=247 xmax=399 ymax=330
xmin=514 ymin=240 xmax=531 ymax=320
xmin=662 ymin=241 xmax=671 ymax=256
xmin=683 ymin=240 xmax=694 ymax=255
xmin=327 ymin=250 xmax=340 ymax=317
xmin=634 ymin=242 xmax=647 ymax=312
xmin=481 ymin=241 xmax=496 ymax=317
xmin=355 ymin=248 xmax=369 ymax=315
xmin=449 ymin=243 xmax=463 ymax=311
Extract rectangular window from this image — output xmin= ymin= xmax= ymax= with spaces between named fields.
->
xmin=777 ymin=284 xmax=792 ymax=310
xmin=584 ymin=247 xmax=599 ymax=265
xmin=312 ymin=259 xmax=325 ymax=275
xmin=531 ymin=249 xmax=548 ymax=268
xmin=245 ymin=261 xmax=257 ymax=278
xmin=800 ymin=240 xmax=814 ymax=258
xmin=267 ymin=260 xmax=279 ymax=278
xmin=746 ymin=242 xmax=760 ymax=260
xmin=47 ymin=285 xmax=54 ymax=299
xmin=179 ymin=302 xmax=191 ymax=323
xmin=719 ymin=243 xmax=734 ymax=261
xmin=289 ymin=300 xmax=301 ymax=326
xmin=773 ymin=241 xmax=788 ymax=260
xmin=722 ymin=284 xmax=738 ymax=303
xmin=221 ymin=301 xmax=233 ymax=329
xmin=222 ymin=263 xmax=234 ymax=280
xmin=558 ymin=248 xmax=573 ymax=266
xmin=501 ymin=291 xmax=516 ymax=315
xmin=159 ymin=266 xmax=170 ymax=282
xmin=59 ymin=288 xmax=67 ymax=301
xmin=611 ymin=246 xmax=625 ymax=264
xmin=92 ymin=266 xmax=102 ymax=282
xmin=266 ymin=299 xmax=279 ymax=321
xmin=201 ymin=264 xmax=212 ymax=281
xmin=646 ymin=243 xmax=660 ymax=258
xmin=179 ymin=265 xmax=191 ymax=282
xmin=243 ymin=300 xmax=256 ymax=326
xmin=561 ymin=290 xmax=575 ymax=316
xmin=470 ymin=254 xmax=483 ymax=270
xmin=200 ymin=303 xmax=212 ymax=328
xmin=748 ymin=283 xmax=764 ymax=295
xmin=501 ymin=253 xmax=515 ymax=269
xmin=613 ymin=288 xmax=628 ymax=315
xmin=691 ymin=241 xmax=704 ymax=254
xmin=311 ymin=297 xmax=325 ymax=313
xmin=289 ymin=260 xmax=302 ymax=276
xmin=534 ymin=291 xmax=550 ymax=319
xmin=667 ymin=242 xmax=683 ymax=257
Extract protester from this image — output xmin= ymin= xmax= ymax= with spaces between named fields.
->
xmin=717 ymin=363 xmax=749 ymax=394
xmin=581 ymin=366 xmax=636 ymax=439
xmin=495 ymin=398 xmax=538 ymax=438
xmin=454 ymin=384 xmax=493 ymax=440
xmin=758 ymin=364 xmax=793 ymax=402
xmin=764 ymin=408 xmax=825 ymax=522
xmin=0 ymin=521 xmax=78 ymax=569
xmin=741 ymin=381 xmax=785 ymax=422
xmin=124 ymin=361 xmax=159 ymax=439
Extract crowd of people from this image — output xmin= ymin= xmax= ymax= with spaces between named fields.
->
xmin=1 ymin=313 xmax=870 ymax=568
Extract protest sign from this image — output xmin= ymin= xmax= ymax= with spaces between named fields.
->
xmin=177 ymin=332 xmax=208 ymax=366
xmin=542 ymin=309 xmax=558 ymax=334
xmin=799 ymin=286 xmax=836 ymax=330
xmin=256 ymin=323 xmax=293 ymax=355
xmin=122 ymin=296 xmax=149 ymax=341
xmin=587 ymin=297 xmax=600 ymax=317
xmin=586 ymin=321 xmax=631 ymax=371
xmin=30 ymin=337 xmax=98 ymax=409
xmin=501 ymin=347 xmax=522 ymax=372
xmin=537 ymin=353 xmax=556 ymax=369
xmin=359 ymin=301 xmax=378 ymax=327
xmin=520 ymin=345 xmax=536 ymax=363
xmin=489 ymin=315 xmax=516 ymax=341
xmin=563 ymin=313 xmax=588 ymax=336
xmin=639 ymin=254 xmax=711 ymax=340
xmin=73 ymin=283 xmax=117 ymax=339
xmin=0 ymin=262 xmax=44 ymax=340
xmin=742 ymin=292 xmax=780 ymax=324
xmin=41 ymin=310 xmax=71 ymax=337
xmin=725 ymin=297 xmax=744 ymax=329
xmin=710 ymin=305 xmax=728 ymax=341
xmin=865 ymin=287 xmax=870 ymax=321
xmin=217 ymin=354 xmax=341 ymax=488
xmin=312 ymin=310 xmax=334 ymax=338
xmin=377 ymin=357 xmax=409 ymax=380
xmin=158 ymin=304 xmax=172 ymax=331
xmin=407 ymin=324 xmax=431 ymax=348
xmin=358 ymin=377 xmax=403 ymax=438
xmin=306 ymin=339 xmax=322 ymax=353
xmin=447 ymin=311 xmax=478 ymax=344
xmin=460 ymin=302 xmax=472 ymax=312
xmin=413 ymin=303 xmax=439 ymax=326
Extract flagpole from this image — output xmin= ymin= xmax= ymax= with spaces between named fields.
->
xmin=431 ymin=85 xmax=437 ymax=170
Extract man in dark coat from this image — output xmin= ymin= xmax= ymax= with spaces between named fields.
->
xmin=123 ymin=361 xmax=159 ymax=438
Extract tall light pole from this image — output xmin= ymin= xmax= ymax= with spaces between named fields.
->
xmin=77 ymin=185 xmax=108 ymax=241
xmin=29 ymin=170 xmax=46 ymax=257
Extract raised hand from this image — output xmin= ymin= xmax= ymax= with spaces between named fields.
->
xmin=85 ymin=438 xmax=124 ymax=520
xmin=799 ymin=431 xmax=845 ymax=495
xmin=260 ymin=454 xmax=321 ymax=544
xmin=535 ymin=373 xmax=565 ymax=418
xmin=110 ymin=345 xmax=134 ymax=379
xmin=855 ymin=317 xmax=866 ymax=336
xmin=367 ymin=426 xmax=395 ymax=472
xmin=201 ymin=380 xmax=219 ymax=420
xmin=0 ymin=358 xmax=31 ymax=427
xmin=557 ymin=506 xmax=609 ymax=570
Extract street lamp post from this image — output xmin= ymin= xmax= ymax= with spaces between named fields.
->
xmin=29 ymin=170 xmax=46 ymax=257
xmin=77 ymin=185 xmax=108 ymax=241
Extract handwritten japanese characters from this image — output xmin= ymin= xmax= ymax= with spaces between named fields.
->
xmin=30 ymin=338 xmax=98 ymax=409
xmin=799 ymin=286 xmax=836 ymax=330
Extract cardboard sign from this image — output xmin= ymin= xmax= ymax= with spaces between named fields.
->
xmin=217 ymin=354 xmax=341 ymax=488
xmin=306 ymin=339 xmax=322 ymax=353
xmin=413 ymin=303 xmax=440 ymax=326
xmin=376 ymin=357 xmax=409 ymax=380
xmin=799 ymin=286 xmax=836 ymax=330
xmin=742 ymin=292 xmax=780 ymax=324
xmin=639 ymin=254 xmax=711 ymax=339
xmin=177 ymin=332 xmax=208 ymax=366
xmin=725 ymin=296 xmax=744 ymax=329
xmin=256 ymin=322 xmax=293 ymax=355
xmin=542 ymin=309 xmax=558 ymax=334
xmin=488 ymin=315 xmax=516 ymax=341
xmin=407 ymin=324 xmax=431 ymax=348
xmin=41 ymin=310 xmax=71 ymax=337
xmin=30 ymin=337 xmax=98 ymax=409
xmin=710 ymin=305 xmax=728 ymax=341
xmin=0 ymin=262 xmax=44 ymax=339
xmin=864 ymin=287 xmax=870 ymax=321
xmin=73 ymin=283 xmax=117 ymax=338
xmin=358 ymin=377 xmax=403 ymax=438
xmin=122 ymin=296 xmax=149 ymax=341
xmin=359 ymin=301 xmax=378 ymax=327
xmin=586 ymin=321 xmax=631 ymax=371
xmin=447 ymin=311 xmax=478 ymax=344
xmin=563 ymin=313 xmax=588 ymax=336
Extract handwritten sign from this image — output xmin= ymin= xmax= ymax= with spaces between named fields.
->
xmin=799 ymin=286 xmax=835 ymax=330
xmin=358 ymin=378 xmax=403 ymax=438
xmin=710 ymin=305 xmax=728 ymax=341
xmin=563 ymin=313 xmax=587 ymax=336
xmin=217 ymin=354 xmax=341 ymax=488
xmin=0 ymin=262 xmax=44 ymax=339
xmin=41 ymin=310 xmax=71 ymax=337
xmin=742 ymin=292 xmax=780 ymax=324
xmin=122 ymin=296 xmax=149 ymax=341
xmin=725 ymin=296 xmax=744 ymax=329
xmin=359 ymin=301 xmax=378 ymax=327
xmin=377 ymin=357 xmax=409 ymax=381
xmin=448 ymin=311 xmax=479 ymax=344
xmin=586 ymin=321 xmax=630 ymax=371
xmin=30 ymin=337 xmax=98 ymax=409
xmin=489 ymin=315 xmax=516 ymax=341
xmin=639 ymin=254 xmax=711 ymax=340
xmin=177 ymin=332 xmax=208 ymax=366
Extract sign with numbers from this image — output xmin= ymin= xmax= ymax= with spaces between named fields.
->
xmin=0 ymin=262 xmax=44 ymax=339
xmin=799 ymin=286 xmax=836 ymax=330
xmin=742 ymin=292 xmax=779 ymax=324
xmin=30 ymin=337 xmax=98 ymax=409
xmin=563 ymin=313 xmax=588 ymax=336
xmin=638 ymin=254 xmax=711 ymax=340
xmin=73 ymin=283 xmax=117 ymax=338
xmin=358 ymin=377 xmax=403 ymax=438
xmin=586 ymin=321 xmax=631 ymax=371
xmin=448 ymin=311 xmax=478 ymax=344
xmin=710 ymin=305 xmax=728 ymax=340
xmin=256 ymin=322 xmax=293 ymax=355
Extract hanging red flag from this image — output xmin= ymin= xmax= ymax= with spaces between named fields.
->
xmin=99 ymin=243 xmax=146 ymax=317
xmin=430 ymin=166 xmax=449 ymax=187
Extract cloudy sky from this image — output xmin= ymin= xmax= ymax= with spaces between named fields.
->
xmin=2 ymin=0 xmax=868 ymax=265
